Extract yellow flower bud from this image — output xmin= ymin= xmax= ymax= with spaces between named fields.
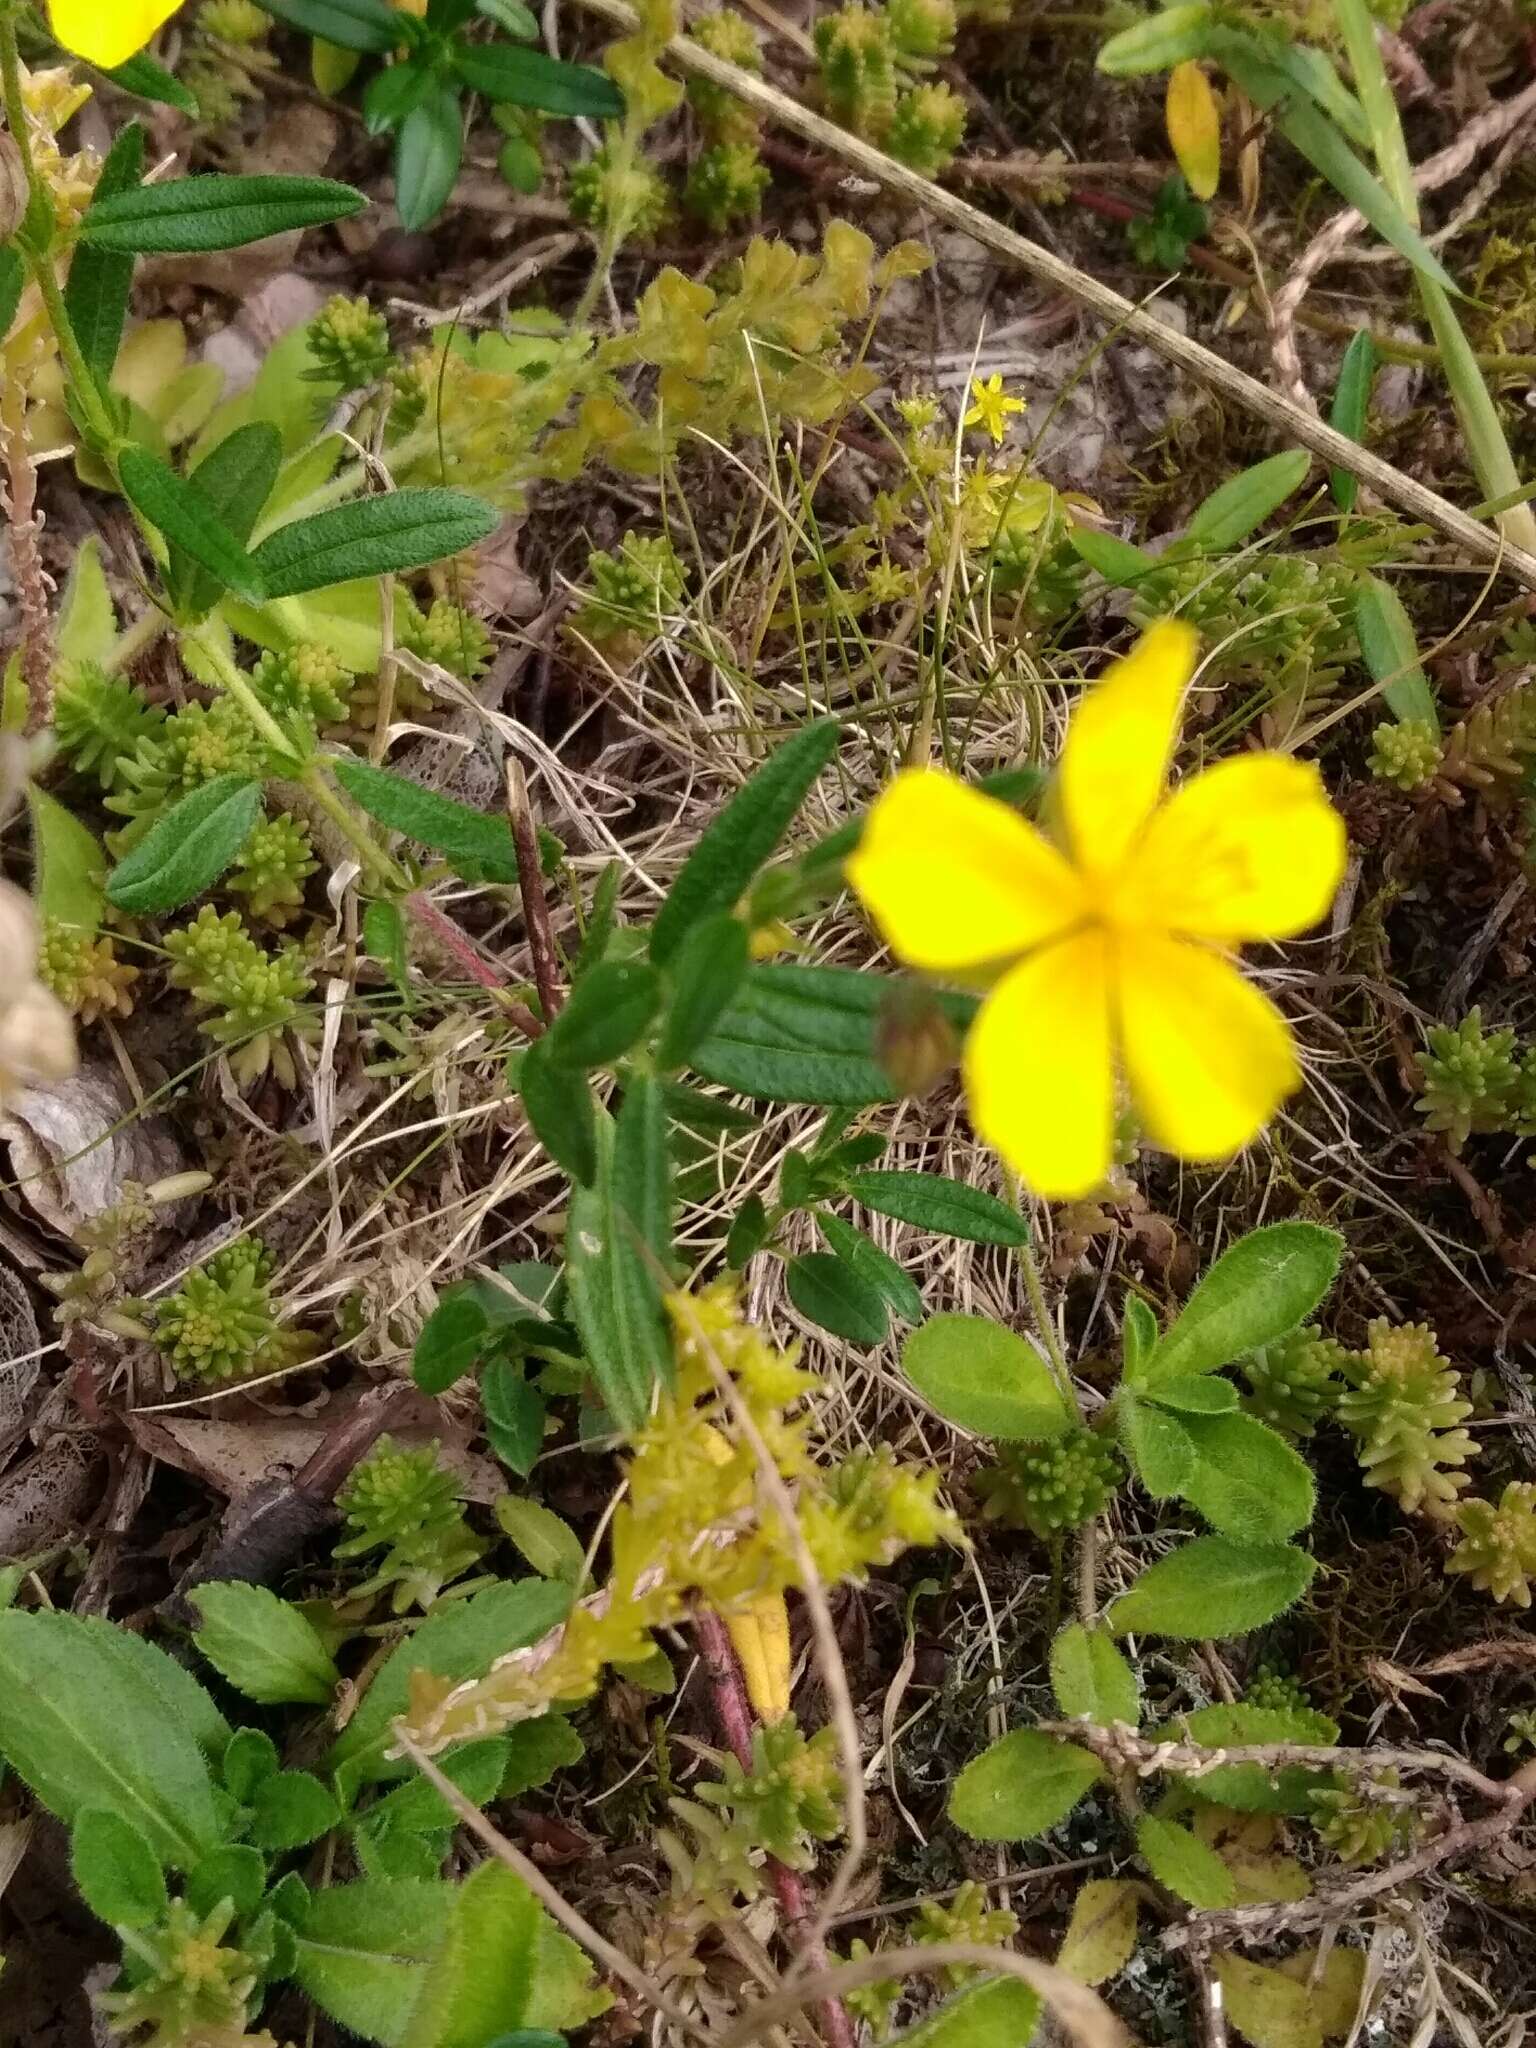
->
xmin=1166 ymin=61 xmax=1221 ymax=202
xmin=726 ymin=1591 xmax=793 ymax=1723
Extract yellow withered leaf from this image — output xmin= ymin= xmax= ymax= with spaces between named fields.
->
xmin=1167 ymin=61 xmax=1222 ymax=201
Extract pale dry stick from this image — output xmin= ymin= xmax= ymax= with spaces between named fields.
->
xmin=390 ymin=1726 xmax=715 ymax=2046
xmin=568 ymin=0 xmax=1536 ymax=590
xmin=715 ymin=1941 xmax=1133 ymax=2048
xmin=1268 ymin=74 xmax=1536 ymax=412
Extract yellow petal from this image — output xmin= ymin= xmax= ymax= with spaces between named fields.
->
xmin=726 ymin=1592 xmax=793 ymax=1723
xmin=1167 ymin=62 xmax=1222 ymax=202
xmin=1116 ymin=931 xmax=1300 ymax=1162
xmin=963 ymin=931 xmax=1115 ymax=1199
xmin=847 ymin=769 xmax=1084 ymax=973
xmin=47 ymin=0 xmax=181 ymax=66
xmin=1129 ymin=753 xmax=1346 ymax=940
xmin=1060 ymin=621 xmax=1199 ymax=886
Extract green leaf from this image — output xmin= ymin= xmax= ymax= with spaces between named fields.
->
xmin=520 ymin=1037 xmax=598 ymax=1185
xmin=650 ymin=721 xmax=841 ymax=965
xmin=891 ymin=1978 xmax=1042 ymax=2047
xmin=1167 ymin=1701 xmax=1337 ymax=1813
xmin=1144 ymin=1374 xmax=1238 ymax=1414
xmin=786 ymin=1250 xmax=890 ymax=1344
xmin=726 ymin=1192 xmax=770 ymax=1268
xmin=1328 ymin=330 xmax=1376 ymax=512
xmin=1068 ymin=526 xmax=1162 ymax=585
xmin=398 ymin=1860 xmax=609 ymax=2046
xmin=949 ymin=1728 xmax=1103 ymax=1842
xmin=546 ymin=961 xmax=663 ymax=1069
xmin=56 ymin=537 xmax=118 ymax=669
xmin=70 ymin=1810 xmax=167 ymax=1928
xmin=106 ymin=776 xmax=263 ymax=915
xmin=496 ymin=1497 xmax=585 ymax=1584
xmin=693 ymin=964 xmax=975 ymax=1105
xmin=1107 ymin=1537 xmax=1315 ymax=1639
xmin=330 ymin=1579 xmax=573 ymax=1787
xmin=29 ymin=787 xmax=106 ymax=933
xmin=902 ymin=1314 xmax=1070 ymax=1440
xmin=483 ymin=1359 xmax=548 ymax=1476
xmin=413 ymin=1293 xmax=490 ymax=1395
xmin=118 ymin=447 xmax=266 ymax=606
xmin=499 ymin=1716 xmax=584 ymax=1797
xmin=222 ymin=1727 xmax=279 ymax=1801
xmin=250 ymin=1770 xmax=341 ymax=1850
xmin=357 ymin=1741 xmax=509 ymax=1843
xmin=191 ymin=1581 xmax=341 ymax=1706
xmin=565 ymin=1095 xmax=672 ymax=1432
xmin=1122 ymin=1297 xmax=1158 ymax=1377
xmin=844 ymin=1169 xmax=1028 ymax=1246
xmin=102 ymin=51 xmax=201 ymax=111
xmin=817 ymin=1212 xmax=923 ymax=1324
xmin=0 ymin=247 xmax=22 ymax=345
xmin=257 ymin=0 xmax=406 ymax=47
xmin=1049 ymin=1624 xmax=1140 ymax=1726
xmin=333 ymin=758 xmax=519 ymax=882
xmin=1135 ymin=1814 xmax=1237 ymax=1909
xmin=1145 ymin=1225 xmax=1343 ymax=1382
xmin=657 ymin=913 xmax=749 ymax=1069
xmin=294 ymin=1878 xmax=455 ymax=2045
xmin=1120 ymin=1395 xmax=1195 ymax=1497
xmin=1180 ymin=1411 xmax=1317 ymax=1541
xmin=185 ymin=1843 xmax=267 ymax=1919
xmin=0 ymin=1611 xmax=221 ymax=1868
xmin=451 ymin=41 xmax=625 ymax=116
xmin=396 ymin=87 xmax=465 ymax=232
xmin=64 ymin=123 xmax=145 ymax=388
xmin=1097 ymin=2 xmax=1212 ymax=72
xmin=168 ymin=422 xmax=285 ymax=620
xmin=1354 ymin=575 xmax=1437 ymax=729
xmin=82 ymin=173 xmax=366 ymax=253
xmin=366 ymin=57 xmax=440 ymax=137
xmin=479 ymin=0 xmax=542 ymax=33
xmin=365 ymin=899 xmax=412 ymax=993
xmin=253 ymin=489 xmax=499 ymax=598
xmin=1186 ymin=450 xmax=1312 ymax=550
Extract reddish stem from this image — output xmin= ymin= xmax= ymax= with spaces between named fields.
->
xmin=693 ymin=1606 xmax=859 ymax=2048
xmin=405 ymin=894 xmax=546 ymax=1038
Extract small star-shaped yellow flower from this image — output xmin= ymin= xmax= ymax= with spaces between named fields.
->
xmin=963 ymin=373 xmax=1027 ymax=446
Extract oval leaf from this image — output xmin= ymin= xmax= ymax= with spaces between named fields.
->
xmin=817 ymin=1212 xmax=924 ymax=1325
xmin=546 ymin=960 xmax=663 ymax=1069
xmin=395 ymin=86 xmax=464 ymax=232
xmin=191 ymin=1583 xmax=341 ymax=1707
xmin=29 ymin=787 xmax=106 ymax=933
xmin=451 ymin=41 xmax=624 ymax=116
xmin=786 ymin=1250 xmax=890 ymax=1345
xmin=1058 ymin=1878 xmax=1140 ymax=1987
xmin=1135 ymin=1814 xmax=1237 ymax=1909
xmin=1049 ymin=1623 xmax=1140 ymax=1727
xmin=949 ymin=1728 xmax=1103 ymax=1842
xmin=1107 ymin=1537 xmax=1315 ymax=1640
xmin=650 ymin=721 xmax=841 ymax=965
xmin=844 ymin=1169 xmax=1029 ymax=1246
xmin=106 ymin=776 xmax=262 ymax=915
xmin=1180 ymin=1410 xmax=1316 ymax=1541
xmin=1355 ymin=574 xmax=1437 ymax=729
xmin=902 ymin=1314 xmax=1070 ymax=1440
xmin=252 ymin=488 xmax=500 ymax=599
xmin=1098 ymin=2 xmax=1212 ymax=73
xmin=71 ymin=1809 xmax=168 ymax=1929
xmin=332 ymin=758 xmax=518 ymax=881
xmin=1121 ymin=1394 xmax=1195 ymax=1498
xmin=1145 ymin=1373 xmax=1238 ymax=1414
xmin=1145 ymin=1224 xmax=1343 ymax=1382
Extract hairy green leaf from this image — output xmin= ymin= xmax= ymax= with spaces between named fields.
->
xmin=1180 ymin=1410 xmax=1317 ymax=1541
xmin=64 ymin=123 xmax=145 ymax=388
xmin=546 ymin=961 xmax=663 ymax=1069
xmin=817 ymin=1211 xmax=923 ymax=1324
xmin=81 ymin=174 xmax=367 ymax=253
xmin=1107 ymin=1538 xmax=1315 ymax=1639
xmin=1135 ymin=1814 xmax=1237 ymax=1909
xmin=252 ymin=489 xmax=499 ymax=598
xmin=106 ymin=776 xmax=263 ymax=915
xmin=118 ymin=447 xmax=266 ymax=605
xmin=70 ymin=1810 xmax=167 ymax=1929
xmin=844 ymin=1169 xmax=1028 ymax=1245
xmin=29 ymin=787 xmax=106 ymax=934
xmin=651 ymin=721 xmax=840 ymax=965
xmin=786 ymin=1250 xmax=890 ymax=1344
xmin=1145 ymin=1225 xmax=1343 ymax=1382
xmin=949 ymin=1728 xmax=1103 ymax=1842
xmin=902 ymin=1314 xmax=1070 ymax=1440
xmin=333 ymin=758 xmax=518 ymax=881
xmin=191 ymin=1582 xmax=341 ymax=1706
xmin=1049 ymin=1624 xmax=1140 ymax=1727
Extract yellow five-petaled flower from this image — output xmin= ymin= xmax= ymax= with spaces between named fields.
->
xmin=963 ymin=373 xmax=1026 ymax=447
xmin=847 ymin=621 xmax=1346 ymax=1199
xmin=46 ymin=0 xmax=183 ymax=69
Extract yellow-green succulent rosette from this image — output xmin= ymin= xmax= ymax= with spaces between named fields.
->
xmin=848 ymin=620 xmax=1346 ymax=1199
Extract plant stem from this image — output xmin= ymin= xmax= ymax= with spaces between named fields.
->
xmin=102 ymin=608 xmax=170 ymax=676
xmin=505 ymin=757 xmax=562 ymax=1021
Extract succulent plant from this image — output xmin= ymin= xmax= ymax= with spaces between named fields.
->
xmin=973 ymin=1428 xmax=1123 ymax=1539
xmin=153 ymin=1238 xmax=309 ymax=1384
xmin=1369 ymin=718 xmax=1441 ymax=792
xmin=1337 ymin=1318 xmax=1476 ymax=1521
xmin=335 ymin=1436 xmax=486 ymax=1612
xmin=1241 ymin=1327 xmax=1347 ymax=1438
xmin=1447 ymin=1482 xmax=1536 ymax=1607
